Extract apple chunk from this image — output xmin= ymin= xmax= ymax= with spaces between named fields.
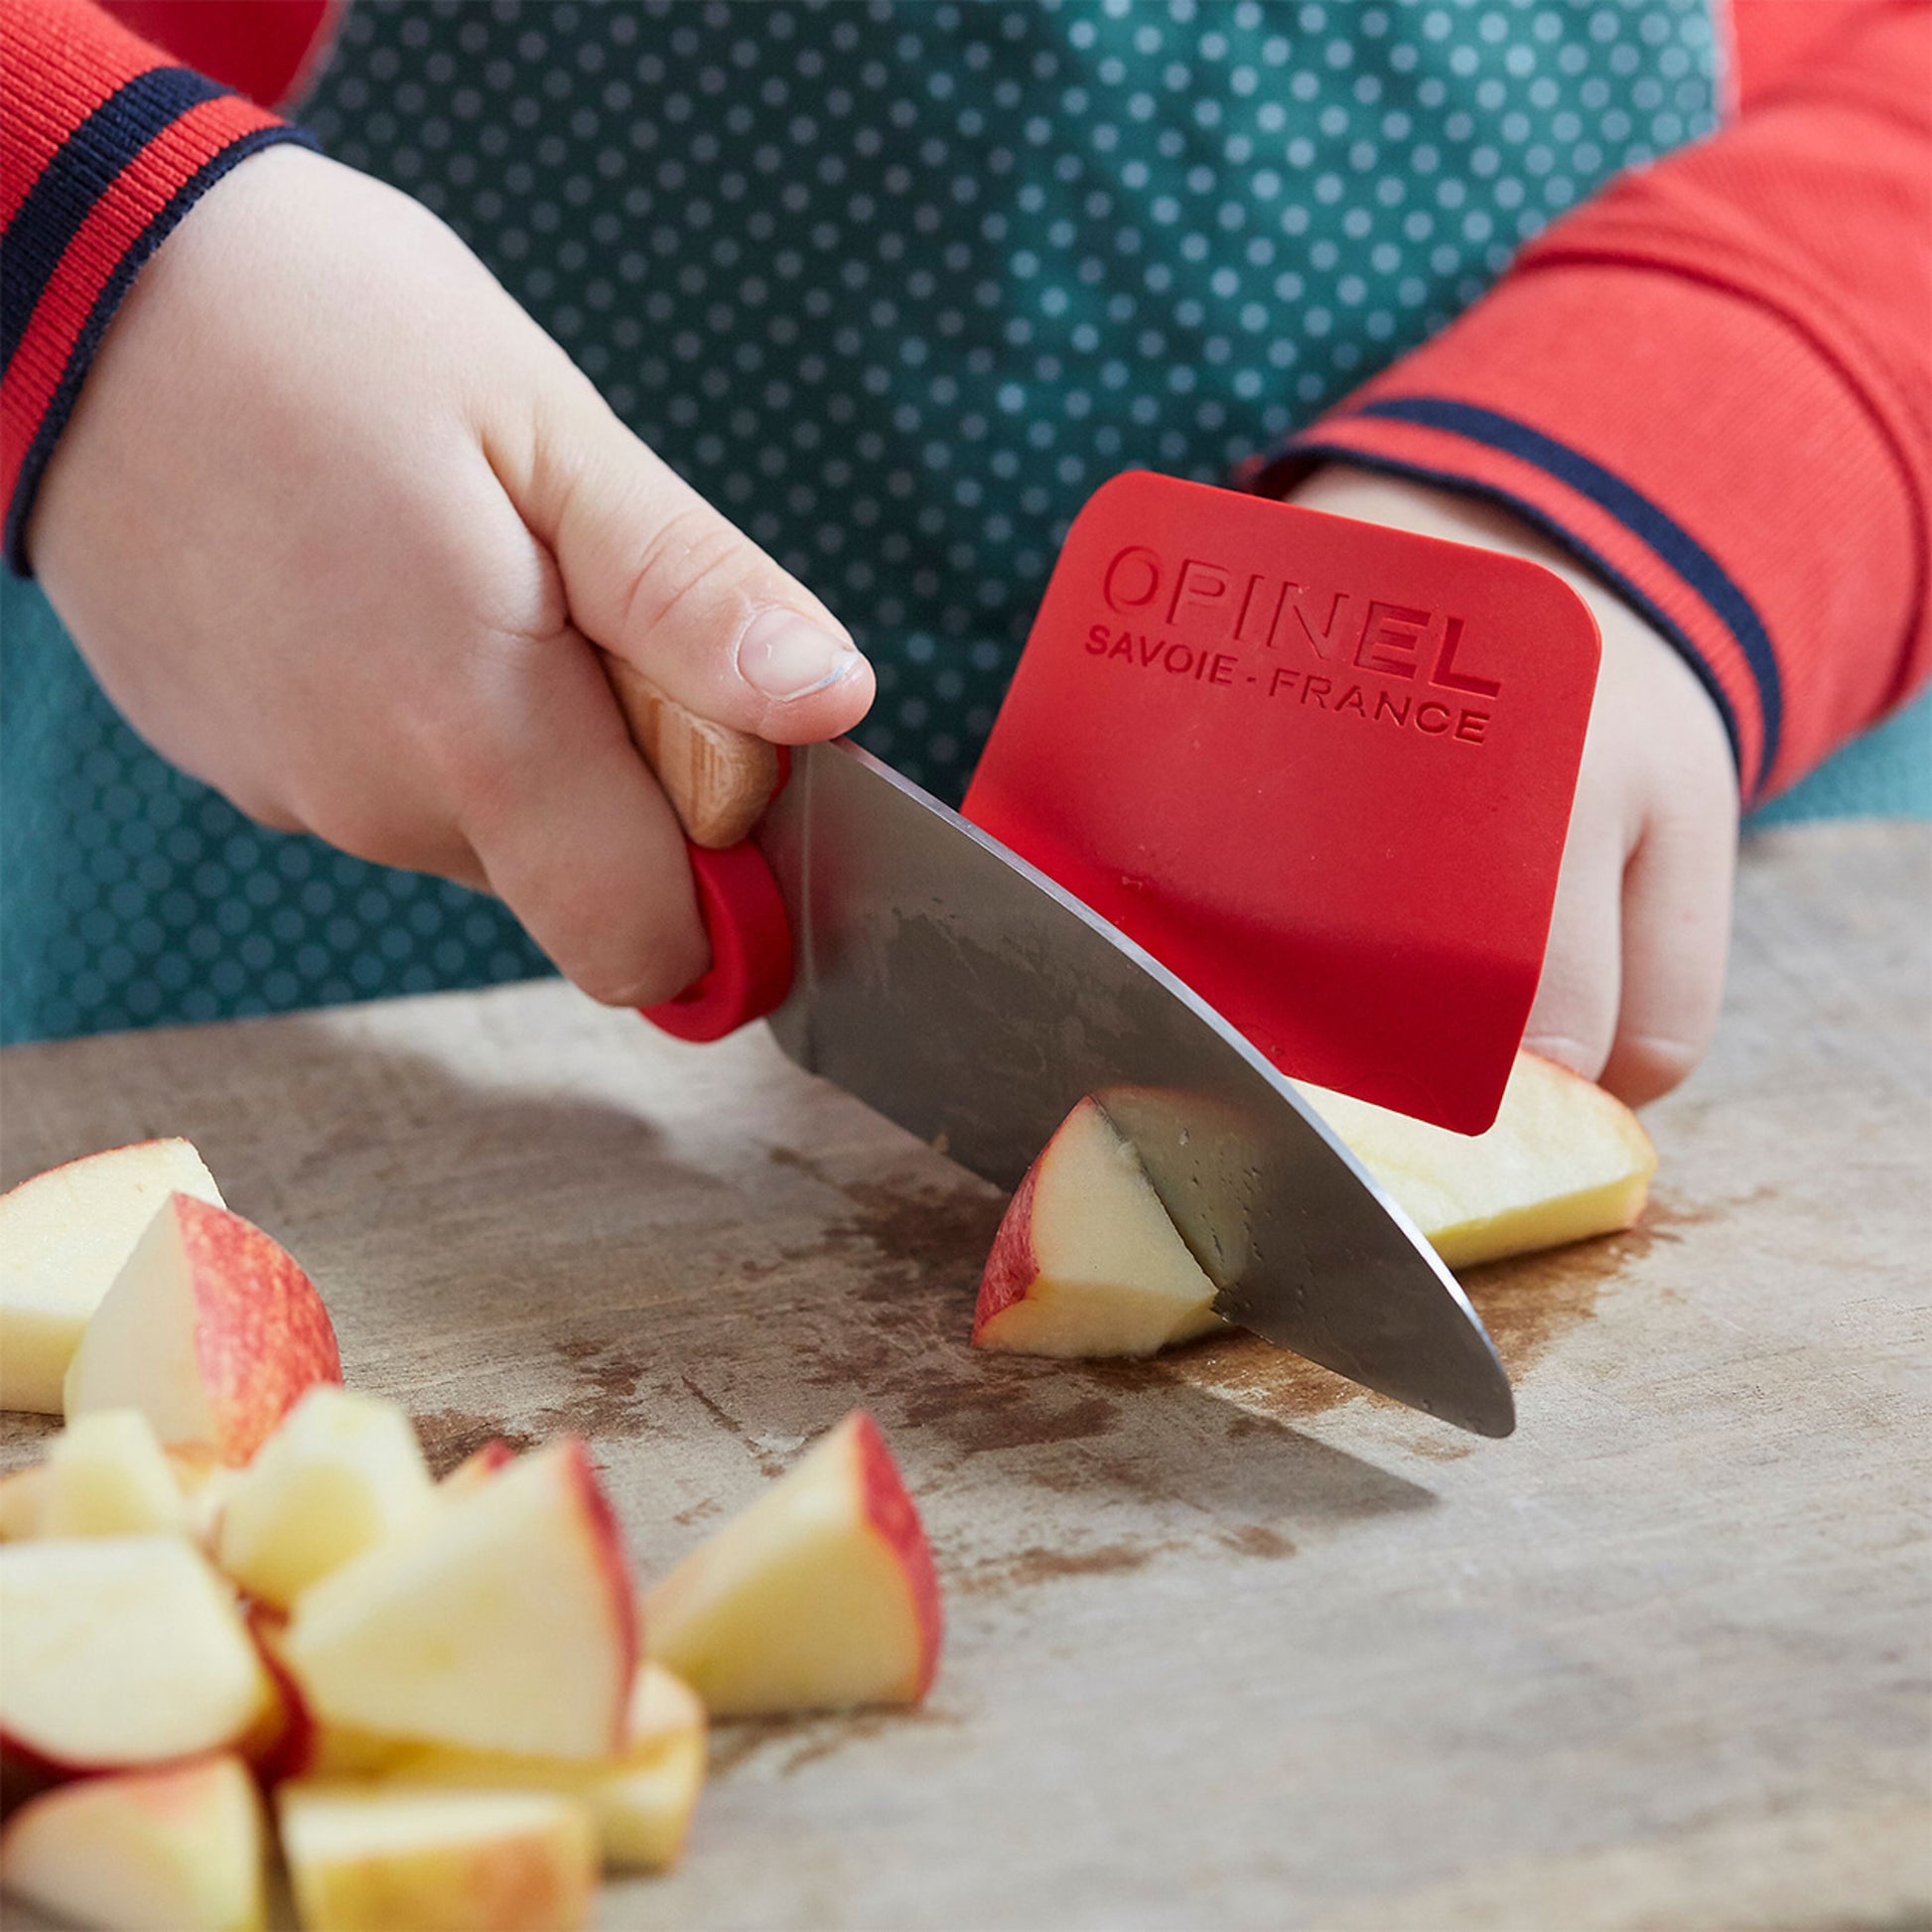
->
xmin=383 ymin=1661 xmax=708 ymax=1870
xmin=0 ymin=1139 xmax=223 ymax=1414
xmin=64 ymin=1192 xmax=342 ymax=1464
xmin=974 ymin=1095 xmax=1224 ymax=1357
xmin=0 ymin=1537 xmax=274 ymax=1772
xmin=645 ymin=1410 xmax=941 ymax=1718
xmin=1299 ymin=1050 xmax=1658 ymax=1271
xmin=0 ymin=1753 xmax=267 ymax=1932
xmin=40 ymin=1409 xmax=190 ymax=1538
xmin=217 ymin=1386 xmax=434 ymax=1609
xmin=284 ymin=1439 xmax=635 ymax=1760
xmin=277 ymin=1784 xmax=598 ymax=1932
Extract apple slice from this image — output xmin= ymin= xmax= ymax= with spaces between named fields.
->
xmin=0 ymin=1465 xmax=47 ymax=1540
xmin=39 ymin=1409 xmax=190 ymax=1538
xmin=0 ymin=1537 xmax=274 ymax=1772
xmin=973 ymin=1095 xmax=1224 ymax=1357
xmin=645 ymin=1410 xmax=941 ymax=1718
xmin=438 ymin=1438 xmax=515 ymax=1501
xmin=382 ymin=1661 xmax=707 ymax=1870
xmin=246 ymin=1610 xmax=404 ymax=1786
xmin=1299 ymin=1050 xmax=1658 ymax=1271
xmin=278 ymin=1784 xmax=598 ymax=1932
xmin=0 ymin=1752 xmax=267 ymax=1932
xmin=168 ymin=1446 xmax=242 ymax=1554
xmin=0 ymin=1139 xmax=223 ymax=1414
xmin=284 ymin=1439 xmax=634 ymax=1759
xmin=217 ymin=1386 xmax=434 ymax=1609
xmin=64 ymin=1193 xmax=342 ymax=1464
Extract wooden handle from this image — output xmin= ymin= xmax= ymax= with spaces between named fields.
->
xmin=603 ymin=655 xmax=783 ymax=850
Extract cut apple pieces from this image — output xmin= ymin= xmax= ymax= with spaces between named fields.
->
xmin=0 ymin=1752 xmax=268 ymax=1932
xmin=217 ymin=1386 xmax=434 ymax=1609
xmin=40 ymin=1409 xmax=189 ymax=1538
xmin=278 ymin=1784 xmax=599 ymax=1932
xmin=284 ymin=1438 xmax=635 ymax=1760
xmin=383 ymin=1661 xmax=707 ymax=1871
xmin=64 ymin=1193 xmax=342 ymax=1464
xmin=974 ymin=1095 xmax=1224 ymax=1357
xmin=0 ymin=1536 xmax=274 ymax=1772
xmin=1299 ymin=1050 xmax=1658 ymax=1271
xmin=646 ymin=1410 xmax=941 ymax=1718
xmin=0 ymin=1139 xmax=224 ymax=1414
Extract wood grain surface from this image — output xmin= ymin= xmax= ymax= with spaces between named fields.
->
xmin=2 ymin=820 xmax=1927 ymax=1931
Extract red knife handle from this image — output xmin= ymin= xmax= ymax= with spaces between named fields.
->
xmin=640 ymin=837 xmax=795 ymax=1040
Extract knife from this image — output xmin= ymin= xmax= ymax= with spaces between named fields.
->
xmin=608 ymin=663 xmax=1514 ymax=1439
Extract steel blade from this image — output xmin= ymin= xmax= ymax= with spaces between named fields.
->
xmin=756 ymin=740 xmax=1514 ymax=1439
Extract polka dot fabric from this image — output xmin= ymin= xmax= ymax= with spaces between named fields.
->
xmin=0 ymin=0 xmax=1720 ymax=1042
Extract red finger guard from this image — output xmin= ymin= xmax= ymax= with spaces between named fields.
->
xmin=641 ymin=839 xmax=794 ymax=1041
xmin=964 ymin=472 xmax=1599 ymax=1134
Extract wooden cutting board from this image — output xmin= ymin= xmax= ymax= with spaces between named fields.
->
xmin=3 ymin=820 xmax=1927 ymax=1931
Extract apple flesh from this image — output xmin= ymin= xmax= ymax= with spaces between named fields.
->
xmin=0 ymin=1139 xmax=223 ymax=1414
xmin=382 ymin=1661 xmax=707 ymax=1870
xmin=64 ymin=1192 xmax=343 ymax=1464
xmin=1299 ymin=1050 xmax=1658 ymax=1271
xmin=217 ymin=1386 xmax=434 ymax=1609
xmin=38 ymin=1409 xmax=189 ymax=1539
xmin=0 ymin=1465 xmax=47 ymax=1540
xmin=645 ymin=1410 xmax=941 ymax=1718
xmin=973 ymin=1096 xmax=1224 ymax=1357
xmin=284 ymin=1438 xmax=635 ymax=1760
xmin=0 ymin=1536 xmax=274 ymax=1772
xmin=0 ymin=1751 xmax=267 ymax=1932
xmin=277 ymin=1784 xmax=598 ymax=1932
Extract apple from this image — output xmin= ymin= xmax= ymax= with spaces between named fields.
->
xmin=38 ymin=1409 xmax=190 ymax=1539
xmin=645 ymin=1410 xmax=941 ymax=1718
xmin=245 ymin=1610 xmax=402 ymax=1787
xmin=0 ymin=1536 xmax=275 ymax=1772
xmin=283 ymin=1439 xmax=635 ymax=1760
xmin=973 ymin=1095 xmax=1225 ymax=1357
xmin=64 ymin=1192 xmax=342 ymax=1464
xmin=0 ymin=1465 xmax=47 ymax=1540
xmin=217 ymin=1386 xmax=434 ymax=1609
xmin=438 ymin=1438 xmax=515 ymax=1501
xmin=0 ymin=1752 xmax=267 ymax=1932
xmin=382 ymin=1661 xmax=707 ymax=1870
xmin=1298 ymin=1049 xmax=1658 ymax=1270
xmin=168 ymin=1446 xmax=243 ymax=1554
xmin=0 ymin=1139 xmax=223 ymax=1414
xmin=277 ymin=1783 xmax=598 ymax=1932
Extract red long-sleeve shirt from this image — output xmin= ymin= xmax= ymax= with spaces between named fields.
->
xmin=2 ymin=0 xmax=1926 ymax=806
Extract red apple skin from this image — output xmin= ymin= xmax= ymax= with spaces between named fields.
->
xmin=561 ymin=1441 xmax=641 ymax=1752
xmin=852 ymin=1412 xmax=943 ymax=1701
xmin=972 ymin=1161 xmax=1042 ymax=1340
xmin=177 ymin=1197 xmax=343 ymax=1464
xmin=241 ymin=1610 xmax=311 ymax=1789
xmin=439 ymin=1439 xmax=515 ymax=1495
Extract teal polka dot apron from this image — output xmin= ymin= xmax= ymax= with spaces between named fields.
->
xmin=0 ymin=0 xmax=1721 ymax=1040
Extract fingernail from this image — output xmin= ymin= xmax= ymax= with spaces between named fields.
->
xmin=737 ymin=608 xmax=857 ymax=701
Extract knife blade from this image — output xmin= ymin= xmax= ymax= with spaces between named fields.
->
xmin=754 ymin=738 xmax=1515 ymax=1440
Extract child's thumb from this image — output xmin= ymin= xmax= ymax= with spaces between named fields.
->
xmin=503 ymin=375 xmax=874 ymax=745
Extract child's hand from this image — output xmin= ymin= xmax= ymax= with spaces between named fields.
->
xmin=1288 ymin=469 xmax=1738 ymax=1106
xmin=28 ymin=147 xmax=873 ymax=1008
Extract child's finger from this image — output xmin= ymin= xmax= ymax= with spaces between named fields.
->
xmin=1599 ymin=797 xmax=1736 ymax=1106
xmin=1522 ymin=813 xmax=1625 ymax=1084
xmin=498 ymin=375 xmax=875 ymax=747
xmin=449 ymin=624 xmax=710 ymax=1008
